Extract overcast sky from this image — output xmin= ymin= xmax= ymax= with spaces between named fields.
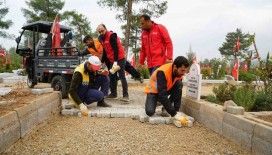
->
xmin=1 ymin=0 xmax=272 ymax=60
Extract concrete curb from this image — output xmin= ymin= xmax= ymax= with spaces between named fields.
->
xmin=0 ymin=92 xmax=61 ymax=153
xmin=182 ymin=97 xmax=272 ymax=155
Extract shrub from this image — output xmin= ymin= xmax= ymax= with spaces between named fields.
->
xmin=233 ymin=86 xmax=256 ymax=111
xmin=137 ymin=67 xmax=150 ymax=79
xmin=205 ymin=94 xmax=220 ymax=104
xmin=252 ymin=91 xmax=272 ymax=111
xmin=239 ymin=71 xmax=256 ymax=83
xmin=213 ymin=83 xmax=237 ymax=103
xmin=201 ymin=67 xmax=212 ymax=79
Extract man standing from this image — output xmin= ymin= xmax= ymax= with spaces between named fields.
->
xmin=69 ymin=56 xmax=111 ymax=115
xmin=139 ymin=14 xmax=173 ymax=75
xmin=145 ymin=56 xmax=189 ymax=127
xmin=96 ymin=24 xmax=129 ymax=102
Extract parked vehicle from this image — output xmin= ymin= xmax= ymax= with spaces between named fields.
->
xmin=15 ymin=21 xmax=84 ymax=98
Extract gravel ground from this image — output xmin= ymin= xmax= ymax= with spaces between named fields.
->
xmin=5 ymin=116 xmax=251 ymax=155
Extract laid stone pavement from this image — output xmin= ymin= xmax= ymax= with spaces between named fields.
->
xmin=61 ymin=98 xmax=174 ymax=125
xmin=61 ymin=87 xmax=195 ymax=126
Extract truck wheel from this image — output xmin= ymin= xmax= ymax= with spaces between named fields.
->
xmin=51 ymin=75 xmax=68 ymax=98
xmin=27 ymin=75 xmax=36 ymax=88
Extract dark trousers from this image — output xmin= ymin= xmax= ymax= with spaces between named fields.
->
xmin=108 ymin=59 xmax=128 ymax=97
xmin=125 ymin=61 xmax=141 ymax=79
xmin=145 ymin=81 xmax=183 ymax=117
xmin=78 ymin=75 xmax=109 ymax=105
xmin=148 ymin=66 xmax=160 ymax=76
xmin=90 ymin=74 xmax=109 ymax=96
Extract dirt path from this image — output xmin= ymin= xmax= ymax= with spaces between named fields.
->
xmin=5 ymin=116 xmax=250 ymax=155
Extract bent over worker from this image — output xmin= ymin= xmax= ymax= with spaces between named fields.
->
xmin=145 ymin=56 xmax=189 ymax=126
xmin=69 ymin=56 xmax=111 ymax=115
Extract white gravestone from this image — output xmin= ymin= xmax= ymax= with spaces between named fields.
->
xmin=186 ymin=63 xmax=202 ymax=101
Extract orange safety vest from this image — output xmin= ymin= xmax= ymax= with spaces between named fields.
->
xmin=87 ymin=38 xmax=103 ymax=60
xmin=145 ymin=63 xmax=182 ymax=94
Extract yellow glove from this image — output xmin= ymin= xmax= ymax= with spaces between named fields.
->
xmin=79 ymin=103 xmax=89 ymax=116
xmin=173 ymin=113 xmax=193 ymax=128
xmin=109 ymin=62 xmax=120 ymax=74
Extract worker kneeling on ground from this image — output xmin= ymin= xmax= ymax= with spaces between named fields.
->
xmin=69 ymin=55 xmax=111 ymax=116
xmin=145 ymin=56 xmax=191 ymax=127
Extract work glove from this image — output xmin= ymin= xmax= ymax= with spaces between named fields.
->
xmin=172 ymin=112 xmax=193 ymax=128
xmin=79 ymin=103 xmax=89 ymax=116
xmin=109 ymin=61 xmax=120 ymax=74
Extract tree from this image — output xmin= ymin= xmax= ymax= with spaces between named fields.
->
xmin=21 ymin=0 xmax=95 ymax=50
xmin=0 ymin=2 xmax=13 ymax=38
xmin=97 ymin=0 xmax=167 ymax=57
xmin=22 ymin=0 xmax=65 ymax=22
xmin=62 ymin=11 xmax=93 ymax=50
xmin=121 ymin=15 xmax=141 ymax=62
xmin=219 ymin=28 xmax=254 ymax=61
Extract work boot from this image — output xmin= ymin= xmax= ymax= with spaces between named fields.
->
xmin=97 ymin=100 xmax=112 ymax=107
xmin=105 ymin=93 xmax=118 ymax=99
xmin=120 ymin=96 xmax=129 ymax=102
xmin=135 ymin=76 xmax=144 ymax=83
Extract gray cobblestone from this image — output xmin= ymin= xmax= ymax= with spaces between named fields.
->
xmin=97 ymin=110 xmax=111 ymax=118
xmin=2 ymin=76 xmax=27 ymax=84
xmin=89 ymin=109 xmax=99 ymax=117
xmin=227 ymin=106 xmax=245 ymax=115
xmin=31 ymin=88 xmax=54 ymax=95
xmin=164 ymin=117 xmax=173 ymax=124
xmin=61 ymin=109 xmax=80 ymax=116
xmin=148 ymin=116 xmax=166 ymax=124
xmin=138 ymin=114 xmax=149 ymax=123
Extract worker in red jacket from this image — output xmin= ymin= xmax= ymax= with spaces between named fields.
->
xmin=96 ymin=24 xmax=129 ymax=102
xmin=139 ymin=14 xmax=173 ymax=75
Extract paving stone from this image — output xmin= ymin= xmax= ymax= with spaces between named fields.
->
xmin=31 ymin=88 xmax=54 ymax=95
xmin=12 ymin=69 xmax=24 ymax=75
xmin=110 ymin=109 xmax=125 ymax=118
xmin=0 ymin=87 xmax=12 ymax=96
xmin=223 ymin=100 xmax=237 ymax=111
xmin=61 ymin=99 xmax=69 ymax=109
xmin=62 ymin=103 xmax=75 ymax=109
xmin=0 ymin=73 xmax=16 ymax=78
xmin=138 ymin=113 xmax=149 ymax=123
xmin=97 ymin=110 xmax=111 ymax=118
xmin=164 ymin=117 xmax=172 ymax=124
xmin=61 ymin=109 xmax=80 ymax=116
xmin=2 ymin=76 xmax=27 ymax=84
xmin=89 ymin=109 xmax=99 ymax=117
xmin=148 ymin=116 xmax=166 ymax=124
xmin=226 ymin=106 xmax=244 ymax=115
